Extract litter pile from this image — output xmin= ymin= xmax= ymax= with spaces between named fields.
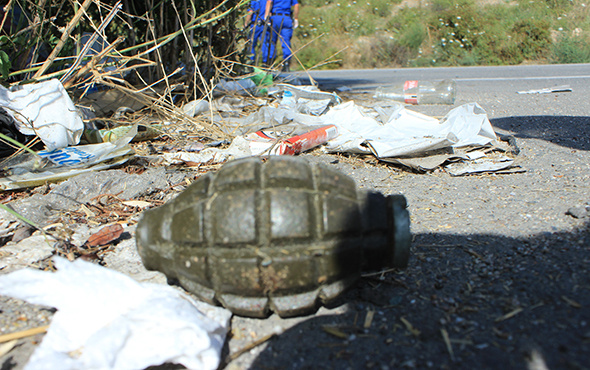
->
xmin=0 ymin=73 xmax=521 ymax=191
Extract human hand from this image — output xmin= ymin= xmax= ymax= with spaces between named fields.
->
xmin=294 ymin=19 xmax=299 ymax=28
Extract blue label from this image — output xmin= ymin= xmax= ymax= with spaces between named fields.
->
xmin=39 ymin=147 xmax=96 ymax=166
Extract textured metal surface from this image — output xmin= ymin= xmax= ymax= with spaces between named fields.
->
xmin=136 ymin=156 xmax=410 ymax=317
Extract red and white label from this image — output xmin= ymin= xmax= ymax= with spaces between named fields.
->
xmin=403 ymin=80 xmax=419 ymax=104
xmin=276 ymin=125 xmax=339 ymax=155
xmin=247 ymin=125 xmax=339 ymax=155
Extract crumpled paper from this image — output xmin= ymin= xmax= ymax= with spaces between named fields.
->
xmin=323 ymin=101 xmax=497 ymax=157
xmin=0 ymin=257 xmax=229 ymax=370
xmin=161 ymin=135 xmax=253 ymax=165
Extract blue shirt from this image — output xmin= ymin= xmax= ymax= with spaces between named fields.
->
xmin=271 ymin=0 xmax=297 ymax=15
xmin=248 ymin=0 xmax=266 ymax=22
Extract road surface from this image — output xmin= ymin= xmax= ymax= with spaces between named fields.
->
xmin=295 ymin=63 xmax=590 ymax=118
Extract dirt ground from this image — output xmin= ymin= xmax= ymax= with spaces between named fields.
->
xmin=0 ymin=81 xmax=589 ymax=370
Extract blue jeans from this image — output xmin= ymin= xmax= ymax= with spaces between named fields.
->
xmin=262 ymin=15 xmax=294 ymax=64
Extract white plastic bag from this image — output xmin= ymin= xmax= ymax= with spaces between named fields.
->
xmin=0 ymin=257 xmax=229 ymax=370
xmin=0 ymin=79 xmax=84 ymax=151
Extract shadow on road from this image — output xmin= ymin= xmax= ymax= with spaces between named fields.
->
xmin=306 ymin=77 xmax=377 ymax=91
xmin=247 ymin=223 xmax=590 ymax=369
xmin=491 ymin=116 xmax=590 ymax=152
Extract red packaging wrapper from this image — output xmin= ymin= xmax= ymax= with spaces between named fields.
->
xmin=265 ymin=124 xmax=338 ymax=155
xmin=249 ymin=124 xmax=339 ymax=155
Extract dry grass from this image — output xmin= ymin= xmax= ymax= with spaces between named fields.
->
xmin=0 ymin=0 xmax=254 ymax=156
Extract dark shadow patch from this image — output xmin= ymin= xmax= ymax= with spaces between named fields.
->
xmin=248 ymin=222 xmax=590 ymax=369
xmin=1 ymin=356 xmax=17 ymax=370
xmin=491 ymin=116 xmax=590 ymax=151
xmin=311 ymin=78 xmax=378 ymax=92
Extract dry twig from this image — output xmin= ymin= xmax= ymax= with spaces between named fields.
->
xmin=0 ymin=325 xmax=49 ymax=344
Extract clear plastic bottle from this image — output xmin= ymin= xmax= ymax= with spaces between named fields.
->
xmin=374 ymin=79 xmax=456 ymax=105
xmin=280 ymin=90 xmax=297 ymax=108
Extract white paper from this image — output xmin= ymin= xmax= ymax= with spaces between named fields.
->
xmin=517 ymin=85 xmax=572 ymax=94
xmin=322 ymin=101 xmax=496 ymax=158
xmin=162 ymin=135 xmax=252 ymax=165
xmin=0 ymin=257 xmax=229 ymax=370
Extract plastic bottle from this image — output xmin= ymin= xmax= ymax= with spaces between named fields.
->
xmin=280 ymin=90 xmax=297 ymax=108
xmin=374 ymin=79 xmax=456 ymax=105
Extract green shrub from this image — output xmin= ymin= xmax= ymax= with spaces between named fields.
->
xmin=551 ymin=35 xmax=590 ymax=63
xmin=371 ymin=0 xmax=393 ymax=17
xmin=543 ymin=0 xmax=574 ymax=9
xmin=430 ymin=0 xmax=461 ymax=12
xmin=428 ymin=3 xmax=481 ymax=65
xmin=387 ymin=6 xmax=424 ymax=33
xmin=399 ymin=23 xmax=426 ymax=50
xmin=368 ymin=36 xmax=411 ymax=67
xmin=294 ymin=39 xmax=342 ymax=69
xmin=511 ymin=19 xmax=552 ymax=59
xmin=304 ymin=0 xmax=339 ymax=6
xmin=409 ymin=55 xmax=437 ymax=67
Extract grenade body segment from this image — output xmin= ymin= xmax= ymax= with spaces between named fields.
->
xmin=136 ymin=156 xmax=410 ymax=317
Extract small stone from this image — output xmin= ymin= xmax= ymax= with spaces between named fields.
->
xmin=185 ymin=142 xmax=205 ymax=152
xmin=566 ymin=206 xmax=587 ymax=219
xmin=11 ymin=225 xmax=35 ymax=243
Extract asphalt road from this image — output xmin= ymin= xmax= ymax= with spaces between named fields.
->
xmin=295 ymin=63 xmax=590 ymax=118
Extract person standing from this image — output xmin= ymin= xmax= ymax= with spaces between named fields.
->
xmin=245 ymin=0 xmax=268 ymax=64
xmin=262 ymin=0 xmax=299 ymax=71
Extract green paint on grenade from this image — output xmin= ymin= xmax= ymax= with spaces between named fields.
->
xmin=136 ymin=156 xmax=411 ymax=318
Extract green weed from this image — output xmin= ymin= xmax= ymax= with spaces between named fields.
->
xmin=512 ymin=19 xmax=552 ymax=59
xmin=369 ymin=36 xmax=411 ymax=67
xmin=399 ymin=23 xmax=426 ymax=51
xmin=294 ymin=37 xmax=343 ymax=69
xmin=371 ymin=0 xmax=394 ymax=17
xmin=551 ymin=35 xmax=590 ymax=63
